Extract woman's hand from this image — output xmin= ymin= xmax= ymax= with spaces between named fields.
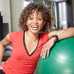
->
xmin=40 ymin=37 xmax=57 ymax=59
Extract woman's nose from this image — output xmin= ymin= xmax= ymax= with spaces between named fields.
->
xmin=33 ymin=18 xmax=38 ymax=24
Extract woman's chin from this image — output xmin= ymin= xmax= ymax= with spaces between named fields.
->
xmin=31 ymin=30 xmax=40 ymax=34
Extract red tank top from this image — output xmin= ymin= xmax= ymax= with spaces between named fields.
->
xmin=2 ymin=32 xmax=48 ymax=74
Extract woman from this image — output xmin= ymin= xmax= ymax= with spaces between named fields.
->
xmin=0 ymin=3 xmax=74 ymax=74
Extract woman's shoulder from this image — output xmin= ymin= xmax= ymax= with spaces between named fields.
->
xmin=9 ymin=31 xmax=23 ymax=36
xmin=7 ymin=31 xmax=23 ymax=39
xmin=10 ymin=31 xmax=23 ymax=34
xmin=39 ymin=32 xmax=49 ymax=46
xmin=39 ymin=32 xmax=49 ymax=41
xmin=39 ymin=32 xmax=48 ymax=38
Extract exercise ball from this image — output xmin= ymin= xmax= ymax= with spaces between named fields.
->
xmin=35 ymin=37 xmax=74 ymax=74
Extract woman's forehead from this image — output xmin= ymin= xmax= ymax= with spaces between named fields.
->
xmin=29 ymin=10 xmax=43 ymax=17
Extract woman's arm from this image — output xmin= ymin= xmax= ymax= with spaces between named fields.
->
xmin=41 ymin=37 xmax=57 ymax=58
xmin=0 ymin=34 xmax=11 ymax=62
xmin=41 ymin=27 xmax=74 ymax=58
xmin=48 ymin=27 xmax=74 ymax=40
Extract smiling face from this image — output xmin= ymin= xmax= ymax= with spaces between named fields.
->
xmin=26 ymin=10 xmax=44 ymax=34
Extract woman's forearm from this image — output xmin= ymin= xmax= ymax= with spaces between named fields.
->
xmin=0 ymin=43 xmax=5 ymax=63
xmin=48 ymin=27 xmax=74 ymax=40
xmin=0 ymin=34 xmax=11 ymax=63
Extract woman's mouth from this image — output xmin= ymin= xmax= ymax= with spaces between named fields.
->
xmin=31 ymin=26 xmax=39 ymax=30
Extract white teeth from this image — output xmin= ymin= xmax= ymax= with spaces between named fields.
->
xmin=32 ymin=28 xmax=38 ymax=30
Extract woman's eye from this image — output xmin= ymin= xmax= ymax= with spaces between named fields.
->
xmin=38 ymin=18 xmax=42 ymax=21
xmin=29 ymin=17 xmax=33 ymax=20
xmin=38 ymin=18 xmax=43 ymax=21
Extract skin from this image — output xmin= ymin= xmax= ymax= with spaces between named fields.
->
xmin=0 ymin=10 xmax=74 ymax=61
xmin=0 ymin=34 xmax=11 ymax=62
xmin=26 ymin=10 xmax=44 ymax=35
xmin=25 ymin=11 xmax=44 ymax=54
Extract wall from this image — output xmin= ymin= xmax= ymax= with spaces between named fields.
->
xmin=72 ymin=0 xmax=74 ymax=24
xmin=0 ymin=0 xmax=32 ymax=32
xmin=0 ymin=0 xmax=3 ymax=12
xmin=10 ymin=0 xmax=24 ymax=31
xmin=0 ymin=0 xmax=11 ymax=32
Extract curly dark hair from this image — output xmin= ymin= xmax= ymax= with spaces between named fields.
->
xmin=19 ymin=3 xmax=51 ymax=32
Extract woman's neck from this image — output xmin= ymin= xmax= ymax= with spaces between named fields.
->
xmin=25 ymin=31 xmax=39 ymax=41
